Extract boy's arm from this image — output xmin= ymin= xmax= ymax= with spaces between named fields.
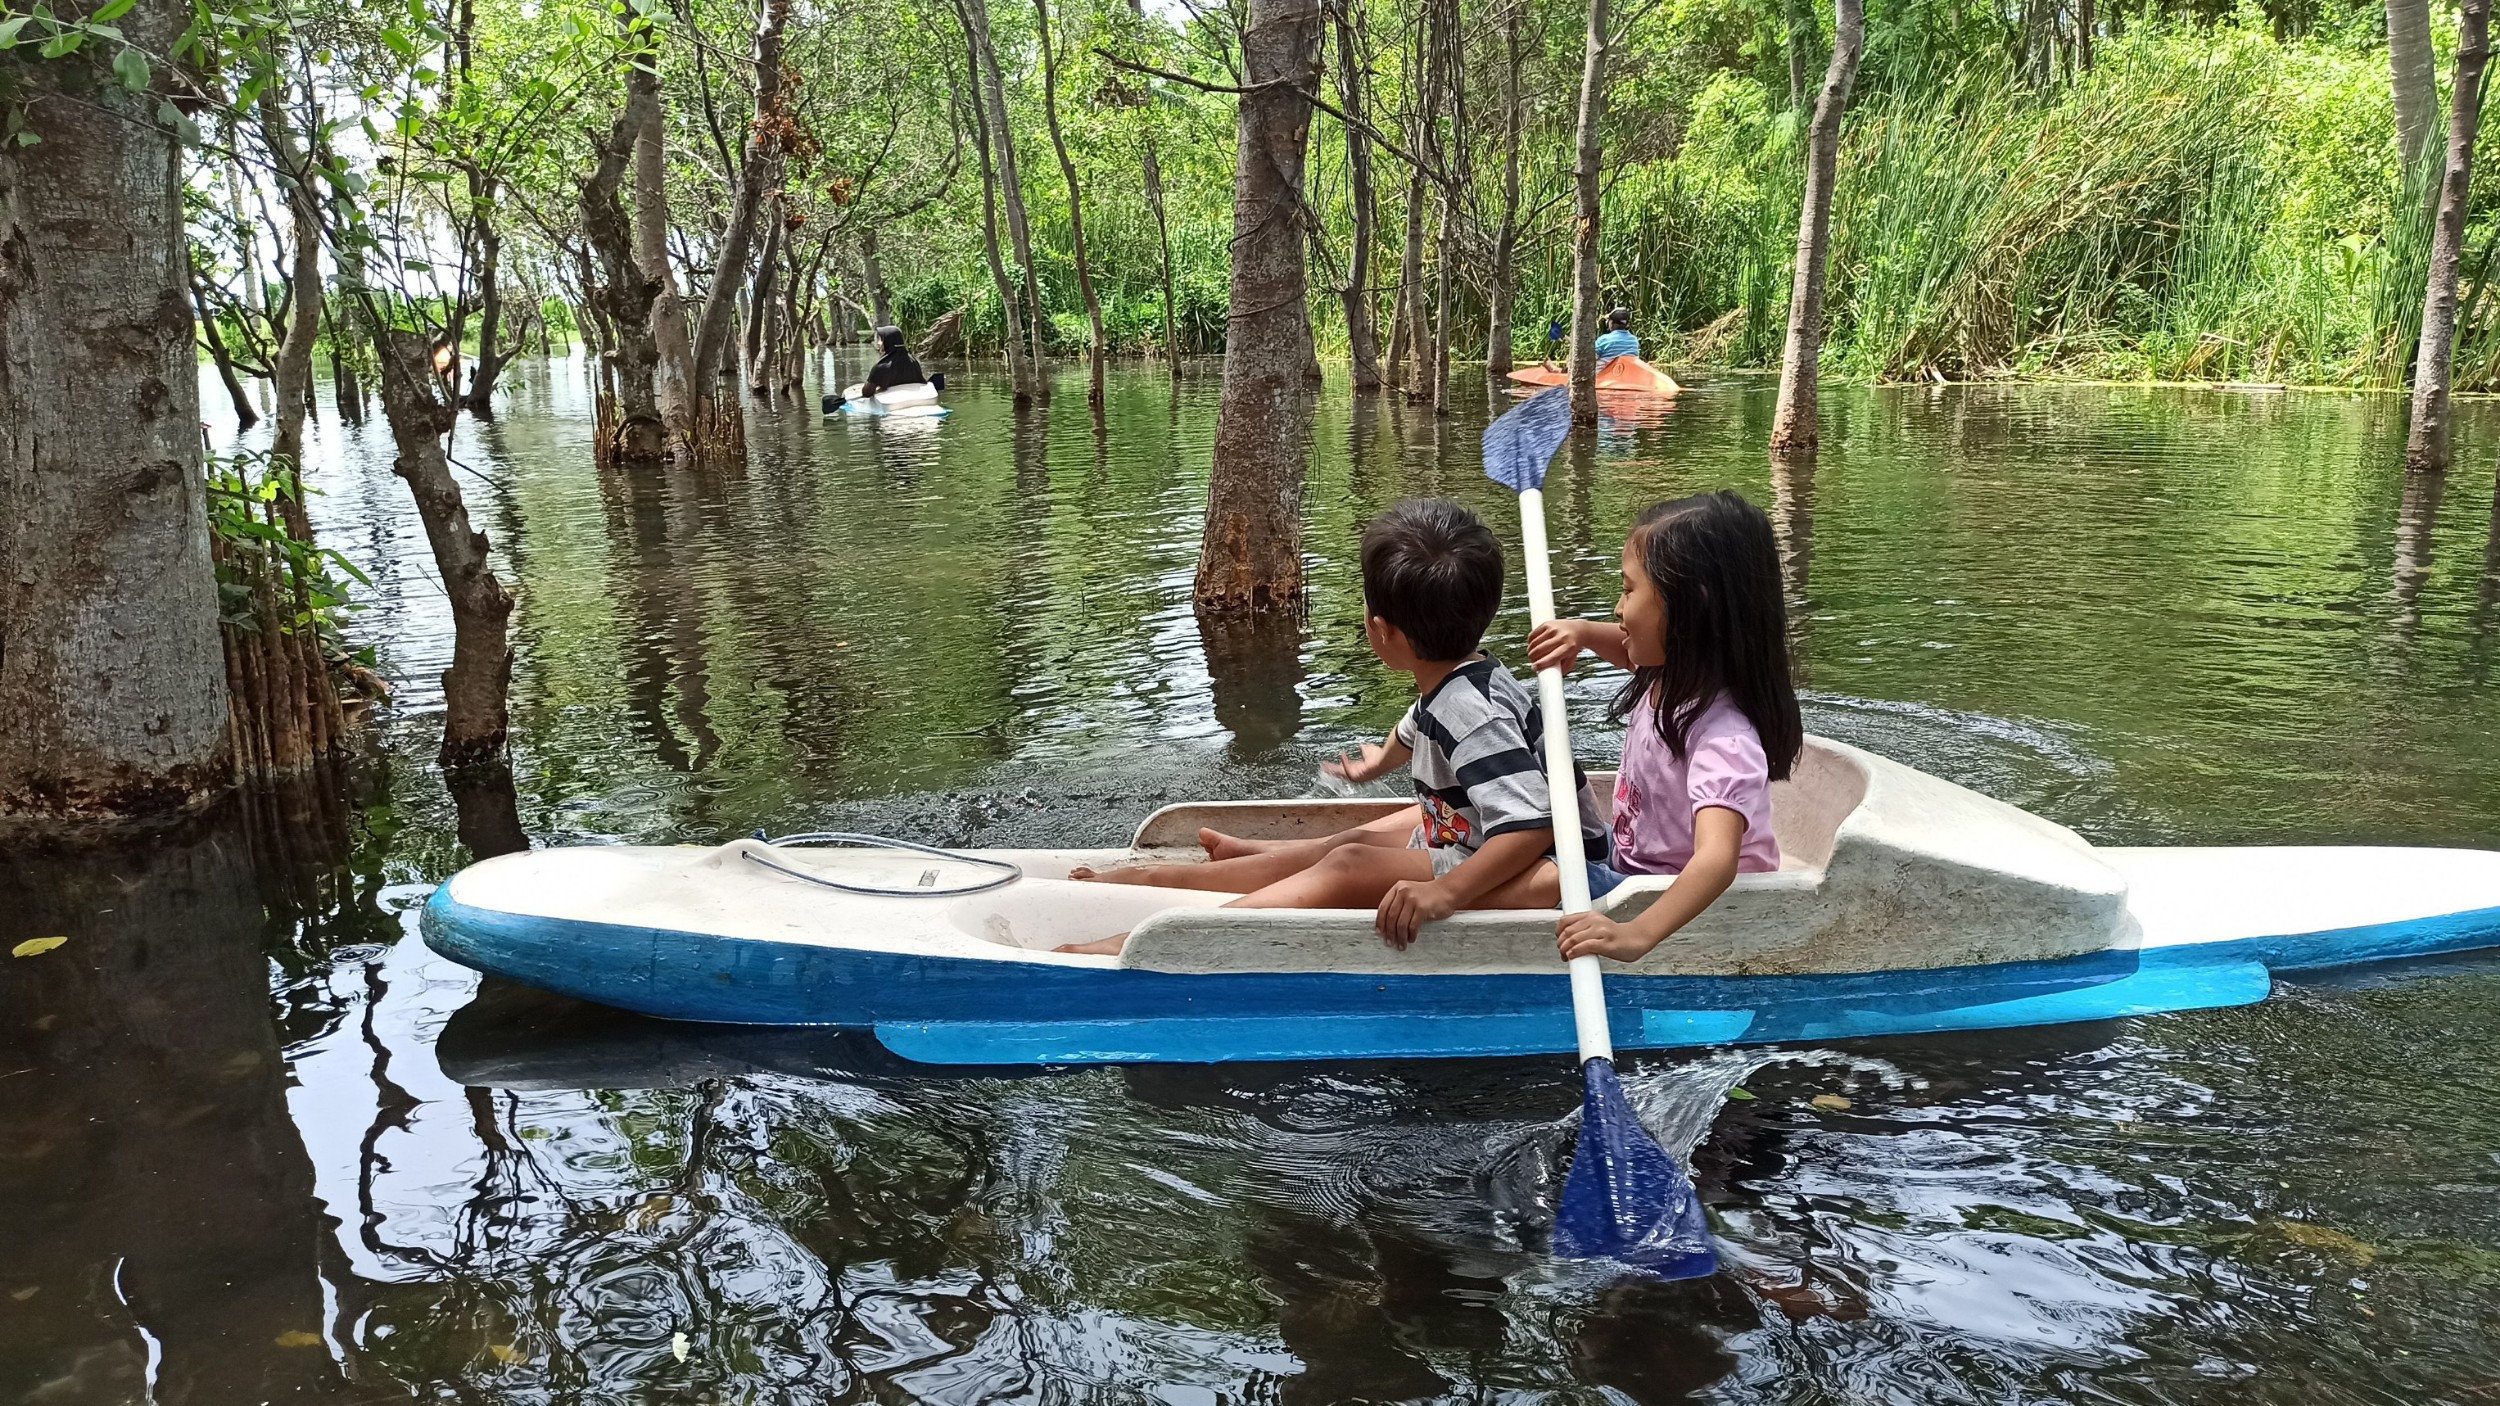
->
xmin=1324 ymin=731 xmax=1414 ymax=784
xmin=1375 ymin=827 xmax=1551 ymax=948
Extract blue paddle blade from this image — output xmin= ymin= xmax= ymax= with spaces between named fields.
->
xmin=1483 ymin=384 xmax=1575 ymax=492
xmin=1552 ymin=1057 xmax=1717 ymax=1278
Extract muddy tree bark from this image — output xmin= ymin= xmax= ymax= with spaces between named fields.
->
xmin=1035 ymin=0 xmax=1108 ymax=406
xmin=0 ymin=2 xmax=234 ymax=822
xmin=1565 ymin=0 xmax=1611 ymax=424
xmin=958 ymin=29 xmax=1038 ymax=401
xmin=1334 ymin=0 xmax=1382 ymax=389
xmin=2389 ymin=0 xmax=2440 ymax=198
xmin=1768 ymin=0 xmax=1864 ymax=454
xmin=368 ymin=322 xmax=514 ymax=768
xmin=1195 ymin=0 xmax=1322 ymax=614
xmin=2407 ymin=0 xmax=2492 ymax=473
xmin=587 ymin=95 xmax=667 ymax=461
xmin=966 ymin=0 xmax=1051 ymax=395
xmin=682 ymin=0 xmax=792 ymax=451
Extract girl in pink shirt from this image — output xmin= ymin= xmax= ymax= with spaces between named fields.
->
xmin=1526 ymin=492 xmax=1803 ymax=962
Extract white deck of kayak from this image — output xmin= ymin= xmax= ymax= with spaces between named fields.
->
xmin=437 ymin=737 xmax=2500 ymax=978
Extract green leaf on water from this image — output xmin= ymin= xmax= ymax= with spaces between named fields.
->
xmin=12 ymin=937 xmax=66 ymax=958
xmin=1725 ymin=1086 xmax=1755 ymax=1101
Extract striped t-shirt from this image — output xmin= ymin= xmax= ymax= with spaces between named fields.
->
xmin=1393 ymin=656 xmax=1609 ymax=861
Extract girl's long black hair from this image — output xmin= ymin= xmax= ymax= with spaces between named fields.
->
xmin=1609 ymin=492 xmax=1804 ymax=780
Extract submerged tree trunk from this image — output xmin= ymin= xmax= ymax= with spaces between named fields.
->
xmin=2389 ymin=0 xmax=2440 ymax=199
xmin=1035 ymin=0 xmax=1107 ymax=406
xmin=587 ymin=93 xmax=666 ymax=462
xmin=631 ymin=29 xmax=697 ymax=450
xmin=0 ymin=0 xmax=233 ymax=820
xmin=1565 ymin=0 xmax=1611 ymax=424
xmin=743 ymin=201 xmax=783 ymax=397
xmin=2406 ymin=0 xmax=2493 ymax=473
xmin=958 ymin=28 xmax=1037 ymax=402
xmin=1385 ymin=165 xmax=1426 ymax=390
xmin=1486 ymin=0 xmax=1525 ymax=376
xmin=1334 ymin=0 xmax=1382 ymax=389
xmin=262 ymin=85 xmax=325 ymax=481
xmin=368 ymin=322 xmax=514 ymax=768
xmin=460 ymin=186 xmax=513 ymax=417
xmin=194 ymin=273 xmax=262 ymax=431
xmin=681 ymin=0 xmax=791 ymax=458
xmin=966 ymin=0 xmax=1050 ymax=395
xmin=1769 ymin=0 xmax=1864 ymax=454
xmin=1196 ymin=0 xmax=1322 ymax=615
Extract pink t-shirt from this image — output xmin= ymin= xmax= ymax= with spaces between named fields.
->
xmin=1610 ymin=691 xmax=1781 ymax=876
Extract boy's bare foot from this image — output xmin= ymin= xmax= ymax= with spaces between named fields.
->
xmin=1054 ymin=933 xmax=1129 ymax=956
xmin=1198 ymin=828 xmax=1284 ymax=860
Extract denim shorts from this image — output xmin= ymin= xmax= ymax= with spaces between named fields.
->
xmin=1585 ymin=860 xmax=1632 ymax=900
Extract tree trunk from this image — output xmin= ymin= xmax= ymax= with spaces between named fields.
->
xmin=1566 ymin=0 xmax=1611 ymax=424
xmin=1427 ymin=0 xmax=1461 ymax=414
xmin=587 ymin=93 xmax=667 ymax=462
xmin=1486 ymin=0 xmax=1525 ymax=376
xmin=367 ymin=321 xmax=514 ymax=768
xmin=966 ymin=0 xmax=1050 ymax=395
xmin=1768 ymin=0 xmax=1864 ymax=454
xmin=630 ymin=31 xmax=697 ymax=449
xmin=0 ymin=0 xmax=233 ymax=821
xmin=958 ymin=18 xmax=1038 ymax=401
xmin=2389 ymin=0 xmax=2440 ymax=197
xmin=2077 ymin=0 xmax=2094 ymax=71
xmin=1334 ymin=0 xmax=1382 ymax=389
xmin=2407 ymin=0 xmax=2493 ymax=473
xmin=1035 ymin=0 xmax=1108 ymax=406
xmin=1787 ymin=0 xmax=1811 ymax=107
xmin=1134 ymin=0 xmax=1180 ymax=367
xmin=1385 ymin=165 xmax=1426 ymax=389
xmin=680 ymin=0 xmax=791 ymax=459
xmin=1195 ymin=0 xmax=1322 ymax=615
xmin=194 ymin=273 xmax=262 ymax=431
xmin=460 ymin=185 xmax=512 ymax=417
xmin=743 ymin=200 xmax=782 ymax=397
xmin=263 ymin=86 xmax=325 ymax=478
xmin=862 ymin=227 xmax=896 ymax=325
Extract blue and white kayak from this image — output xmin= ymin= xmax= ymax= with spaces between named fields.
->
xmin=422 ymin=738 xmax=2500 ymax=1067
xmin=836 ymin=381 xmax=948 ymax=418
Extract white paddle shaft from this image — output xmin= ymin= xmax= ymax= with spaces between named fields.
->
xmin=1517 ymin=489 xmax=1615 ymax=1065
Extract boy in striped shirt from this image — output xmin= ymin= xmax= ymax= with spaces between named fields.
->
xmin=1065 ymin=498 xmax=1605 ymax=952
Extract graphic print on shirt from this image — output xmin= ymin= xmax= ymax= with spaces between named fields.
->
xmin=1420 ymin=791 xmax=1475 ymax=849
xmin=1611 ymin=773 xmax=1644 ymax=863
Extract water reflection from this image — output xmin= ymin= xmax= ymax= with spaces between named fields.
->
xmin=14 ymin=361 xmax=2497 ymax=1402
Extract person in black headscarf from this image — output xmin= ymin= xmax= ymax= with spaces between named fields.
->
xmin=855 ymin=325 xmax=929 ymax=400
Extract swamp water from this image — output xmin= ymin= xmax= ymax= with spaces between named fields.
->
xmin=6 ymin=361 xmax=2500 ymax=1404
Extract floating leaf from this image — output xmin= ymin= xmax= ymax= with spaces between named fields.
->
xmin=671 ymin=1330 xmax=689 ymax=1363
xmin=10 ymin=1286 xmax=38 ymax=1302
xmin=2275 ymin=1218 xmax=2378 ymax=1265
xmin=274 ymin=1330 xmax=323 ymax=1349
xmin=1724 ymin=1086 xmax=1756 ymax=1101
xmin=488 ymin=1342 xmax=523 ymax=1364
xmin=12 ymin=937 xmax=66 ymax=958
xmin=1811 ymin=1094 xmax=1853 ymax=1112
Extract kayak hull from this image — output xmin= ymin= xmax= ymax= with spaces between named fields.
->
xmin=420 ymin=880 xmax=2497 ymax=1064
xmin=421 ymin=733 xmax=2500 ymax=1064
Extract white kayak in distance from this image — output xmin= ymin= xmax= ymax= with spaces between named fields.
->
xmin=422 ymin=737 xmax=2500 ymax=1066
xmin=831 ymin=381 xmax=948 ymax=418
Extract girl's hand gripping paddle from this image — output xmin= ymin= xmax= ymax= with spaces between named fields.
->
xmin=1484 ymin=387 xmax=1716 ymax=1278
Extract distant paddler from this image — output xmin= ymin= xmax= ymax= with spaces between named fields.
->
xmin=1505 ymin=305 xmax=1682 ymax=397
xmin=1593 ymin=307 xmax=1640 ymax=365
xmin=826 ymin=325 xmax=943 ymax=415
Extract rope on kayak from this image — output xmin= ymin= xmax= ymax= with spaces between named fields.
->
xmin=742 ymin=831 xmax=1023 ymax=897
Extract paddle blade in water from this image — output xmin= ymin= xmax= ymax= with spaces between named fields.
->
xmin=1552 ymin=1057 xmax=1716 ymax=1277
xmin=1482 ymin=384 xmax=1574 ymax=492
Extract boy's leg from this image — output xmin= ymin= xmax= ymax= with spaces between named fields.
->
xmin=1077 ymin=808 xmax=1420 ymax=889
xmin=1222 ymin=844 xmax=1437 ymax=910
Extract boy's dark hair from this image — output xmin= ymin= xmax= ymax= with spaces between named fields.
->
xmin=1607 ymin=307 xmax=1632 ymax=328
xmin=1360 ymin=499 xmax=1504 ymax=662
xmin=1610 ymin=492 xmax=1805 ymax=780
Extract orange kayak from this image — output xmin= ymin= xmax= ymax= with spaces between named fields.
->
xmin=1506 ymin=355 xmax=1683 ymax=395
